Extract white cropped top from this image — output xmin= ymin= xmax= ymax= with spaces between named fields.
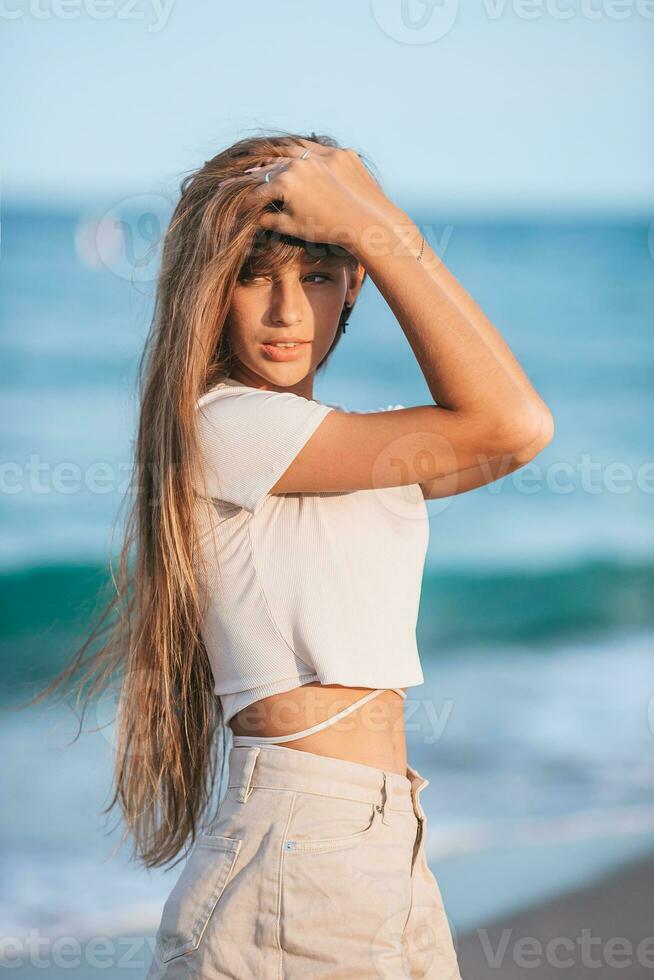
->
xmin=193 ymin=377 xmax=429 ymax=726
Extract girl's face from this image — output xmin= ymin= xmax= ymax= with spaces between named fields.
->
xmin=225 ymin=254 xmax=364 ymax=392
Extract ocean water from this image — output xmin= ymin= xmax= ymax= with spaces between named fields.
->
xmin=1 ymin=203 xmax=653 ymax=972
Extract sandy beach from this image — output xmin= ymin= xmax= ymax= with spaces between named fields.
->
xmin=457 ymin=855 xmax=654 ymax=979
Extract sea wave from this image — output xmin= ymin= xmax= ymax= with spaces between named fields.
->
xmin=1 ymin=555 xmax=652 ymax=691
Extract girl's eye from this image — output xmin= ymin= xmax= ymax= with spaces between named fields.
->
xmin=238 ymin=273 xmax=331 ymax=285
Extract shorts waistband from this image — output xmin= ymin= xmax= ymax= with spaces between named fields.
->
xmin=226 ymin=743 xmax=430 ymax=823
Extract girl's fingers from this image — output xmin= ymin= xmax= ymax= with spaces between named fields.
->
xmin=223 ymin=145 xmax=323 ymax=183
xmin=245 ymin=140 xmax=329 ymax=171
xmin=219 ymin=142 xmax=331 ymax=231
xmin=257 ymin=209 xmax=292 ymax=234
xmin=245 ymin=159 xmax=291 ymax=176
xmin=219 ymin=158 xmax=286 ymax=184
xmin=244 ymin=154 xmax=294 ymax=174
xmin=220 ymin=143 xmax=341 ymax=187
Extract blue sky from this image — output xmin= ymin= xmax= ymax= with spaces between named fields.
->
xmin=1 ymin=0 xmax=652 ymax=213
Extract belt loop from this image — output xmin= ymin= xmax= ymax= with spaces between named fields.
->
xmin=236 ymin=746 xmax=261 ymax=804
xmin=381 ymin=771 xmax=393 ymax=826
xmin=414 ymin=774 xmax=429 ymax=821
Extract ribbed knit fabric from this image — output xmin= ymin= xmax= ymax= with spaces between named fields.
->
xmin=194 ymin=378 xmax=429 ymax=725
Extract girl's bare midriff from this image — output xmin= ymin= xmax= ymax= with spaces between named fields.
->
xmin=229 ymin=683 xmax=408 ymax=777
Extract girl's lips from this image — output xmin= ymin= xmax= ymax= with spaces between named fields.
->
xmin=260 ymin=341 xmax=310 ymax=362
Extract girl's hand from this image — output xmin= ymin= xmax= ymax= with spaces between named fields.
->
xmin=221 ymin=139 xmax=397 ymax=251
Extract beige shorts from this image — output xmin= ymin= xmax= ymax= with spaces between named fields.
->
xmin=148 ymin=743 xmax=463 ymax=979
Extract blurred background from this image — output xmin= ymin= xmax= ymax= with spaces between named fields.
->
xmin=1 ymin=2 xmax=653 ymax=977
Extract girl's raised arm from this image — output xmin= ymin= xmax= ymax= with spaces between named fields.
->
xmin=235 ymin=141 xmax=554 ymax=497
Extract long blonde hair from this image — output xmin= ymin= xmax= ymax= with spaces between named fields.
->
xmin=23 ymin=129 xmax=372 ymax=868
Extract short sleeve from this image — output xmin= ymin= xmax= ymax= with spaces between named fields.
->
xmin=195 ymin=387 xmax=334 ymax=514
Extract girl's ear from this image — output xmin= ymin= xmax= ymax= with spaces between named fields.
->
xmin=346 ymin=261 xmax=367 ymax=304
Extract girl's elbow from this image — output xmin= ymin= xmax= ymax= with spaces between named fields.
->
xmin=507 ymin=404 xmax=555 ymax=464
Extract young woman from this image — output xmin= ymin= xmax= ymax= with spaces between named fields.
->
xmin=35 ymin=130 xmax=553 ymax=978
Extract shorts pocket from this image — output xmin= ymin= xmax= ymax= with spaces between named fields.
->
xmin=283 ymin=794 xmax=382 ymax=855
xmin=155 ymin=833 xmax=241 ymax=963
